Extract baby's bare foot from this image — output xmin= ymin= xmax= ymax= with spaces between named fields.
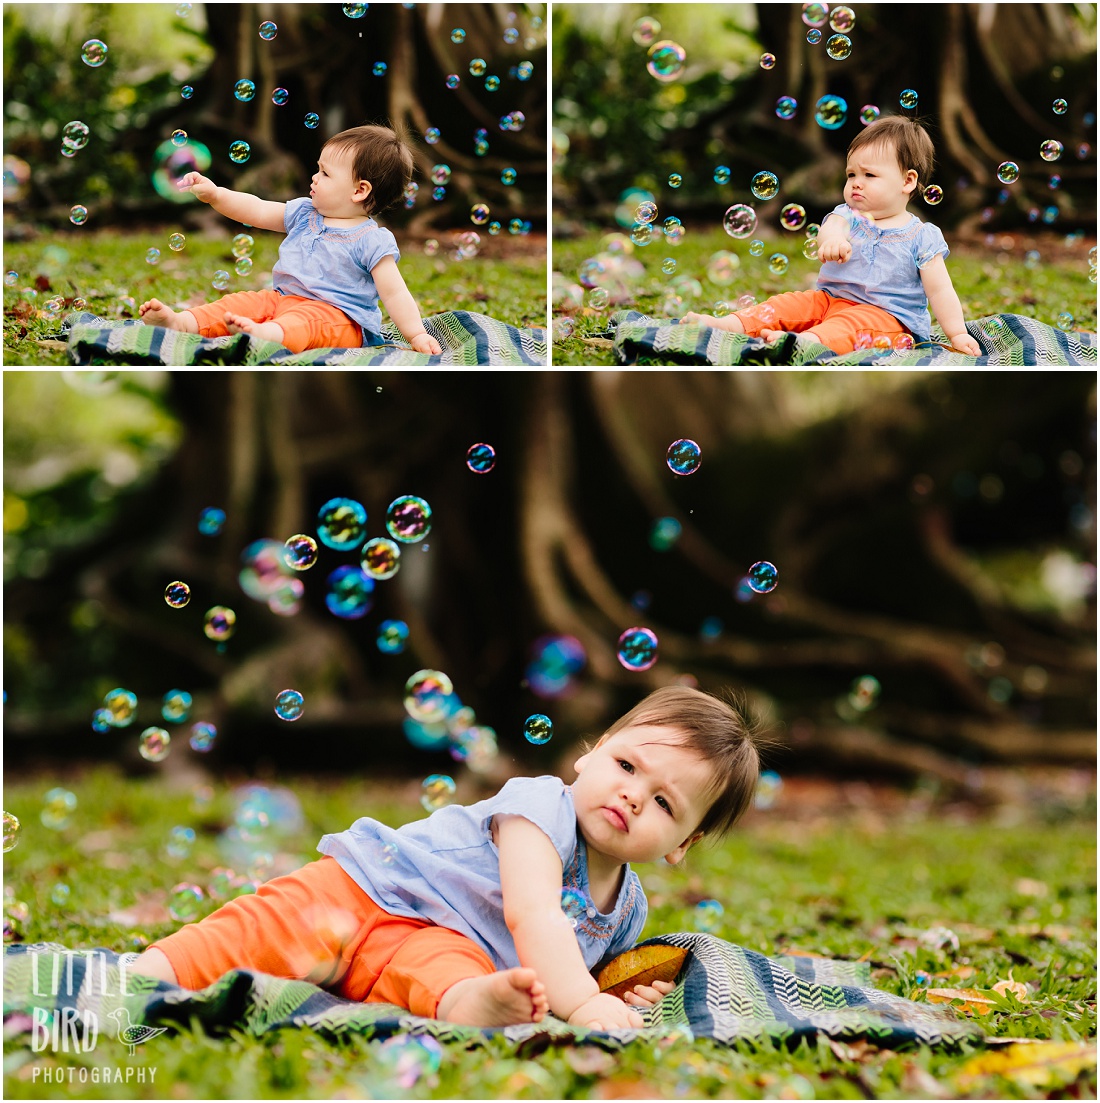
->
xmin=139 ymin=298 xmax=187 ymax=329
xmin=759 ymin=328 xmax=795 ymax=343
xmin=224 ymin=312 xmax=284 ymax=345
xmin=436 ymin=968 xmax=548 ymax=1026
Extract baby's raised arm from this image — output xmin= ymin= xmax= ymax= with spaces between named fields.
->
xmin=918 ymin=255 xmax=982 ymax=355
xmin=817 ymin=212 xmax=852 ymax=263
xmin=495 ymin=814 xmax=644 ymax=1030
xmin=177 ymin=171 xmax=287 ymax=234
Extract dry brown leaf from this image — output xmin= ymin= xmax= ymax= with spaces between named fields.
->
xmin=957 ymin=1041 xmax=1096 ymax=1087
xmin=596 ymin=944 xmax=688 ymax=1000
xmin=925 ymin=987 xmax=997 ymax=1015
xmin=991 ymin=978 xmax=1029 ymax=1001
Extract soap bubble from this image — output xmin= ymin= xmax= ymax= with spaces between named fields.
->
xmin=189 ymin=721 xmax=217 ymax=752
xmin=668 ymin=173 xmax=682 ymax=187
xmin=181 ymin=85 xmax=193 ymax=99
xmin=759 ymin=53 xmax=776 ymax=70
xmin=1039 ymin=139 xmax=1063 ymax=161
xmin=748 ymin=560 xmax=779 ymax=593
xmin=386 ymin=495 xmax=432 ymax=543
xmin=661 ymin=257 xmax=677 ymax=275
xmin=706 ymin=251 xmax=739 ymax=283
xmin=860 ymin=104 xmax=880 ymax=125
xmin=618 ymin=627 xmax=659 ymax=671
xmin=81 ymin=39 xmax=108 ymax=67
xmin=274 ymin=689 xmax=304 ymax=721
xmin=305 ymin=113 xmax=319 ymax=129
xmin=41 ymin=788 xmax=77 ymax=831
xmin=469 ymin=59 xmax=486 ymax=77
xmin=144 ymin=246 xmax=162 ymax=266
xmin=769 ymin=253 xmax=789 ymax=275
xmin=229 ymin=140 xmax=250 ymax=164
xmin=1052 ymin=98 xmax=1068 ymax=114
xmin=635 ymin=200 xmax=658 ymax=224
xmin=667 ymin=438 xmax=701 ymax=475
xmin=373 ymin=61 xmax=387 ymax=77
xmin=166 ymin=825 xmax=196 ymax=859
xmin=203 ymin=606 xmax=236 ymax=641
xmin=751 ymin=171 xmax=779 ymax=200
xmin=165 ymin=581 xmax=191 ymax=608
xmin=444 ymin=74 xmax=460 ymax=91
xmin=470 ymin=203 xmax=490 ymax=225
xmin=650 ymin=517 xmax=683 ymax=552
xmin=104 ymin=688 xmax=138 ymax=727
xmin=63 ymin=121 xmax=90 ymax=150
xmin=997 ymin=161 xmax=1020 ymax=184
xmin=316 ymin=497 xmax=367 ymax=550
xmin=161 ymin=689 xmax=192 ymax=724
xmin=923 ymin=184 xmax=943 ymax=206
xmin=775 ymin=96 xmax=797 ymax=119
xmin=586 ymin=287 xmax=610 ymax=309
xmin=168 ymin=883 xmax=204 ymax=922
xmin=899 ymin=88 xmax=919 ymax=109
xmin=561 ymin=888 xmax=587 ymax=924
xmin=234 ymin=79 xmax=255 ymax=102
xmin=283 ymin=534 xmax=318 ymax=571
xmin=848 ymin=675 xmax=881 ymax=712
xmin=801 ymin=4 xmax=829 ymax=27
xmin=69 ymin=205 xmax=89 ymax=225
xmin=139 ymin=727 xmax=171 ymax=762
xmin=815 ymin=95 xmax=848 ymax=129
xmin=830 ymin=5 xmax=856 ymax=31
xmin=806 ymin=28 xmax=822 ymax=44
xmin=169 ymin=232 xmax=186 ymax=251
xmin=748 ymin=240 xmax=765 ymax=257
xmin=1055 ymin=312 xmax=1074 ymax=332
xmin=450 ymin=28 xmax=465 ymax=43
xmin=755 ymin=770 xmax=784 ymax=809
xmin=826 ymin=34 xmax=851 ymax=60
xmin=503 ymin=27 xmax=519 ymax=44
xmin=694 ymin=899 xmax=724 ymax=932
xmin=524 ymin=714 xmax=553 ymax=745
xmin=526 ymin=635 xmax=586 ymax=699
xmin=892 ymin=333 xmax=915 ymax=351
xmin=780 ymin=203 xmax=806 ymax=230
xmin=361 ymin=537 xmax=401 ymax=579
xmin=632 ymin=16 xmax=661 ymax=45
xmin=430 ymin=164 xmax=451 ymax=186
xmin=420 ymin=774 xmax=456 ymax=812
xmin=258 ymin=20 xmax=277 ymax=39
xmin=376 ymin=619 xmax=409 ymax=654
xmin=646 ymin=40 xmax=686 ymax=82
xmin=212 ymin=270 xmax=230 ymax=290
xmin=713 ymin=165 xmax=731 ymax=185
xmin=325 ymin=565 xmax=374 ymax=619
xmin=3 ymin=813 xmax=21 ymax=853
xmin=802 ymin=237 xmax=819 ymax=259
xmin=500 ymin=167 xmax=517 ymax=185
xmin=405 ymin=670 xmax=454 ymax=723
xmin=232 ymin=233 xmax=254 ymax=258
xmin=343 ymin=3 xmax=368 ymax=17
xmin=234 ymin=257 xmax=252 ymax=277
xmin=466 ymin=443 xmax=496 ymax=473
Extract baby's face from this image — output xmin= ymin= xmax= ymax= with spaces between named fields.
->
xmin=310 ymin=144 xmax=369 ymax=218
xmin=843 ymin=142 xmax=917 ymax=221
xmin=571 ymin=725 xmax=713 ymax=866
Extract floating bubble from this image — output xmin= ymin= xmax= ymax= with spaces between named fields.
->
xmin=780 ymin=203 xmax=806 ymax=230
xmin=667 ymin=438 xmax=701 ymax=475
xmin=516 ymin=60 xmax=534 ymax=81
xmin=860 ymin=104 xmax=880 ymax=126
xmin=274 ymin=689 xmax=304 ymax=721
xmin=755 ymin=770 xmax=784 ymax=809
xmin=668 ymin=173 xmax=683 ymax=188
xmin=501 ymin=167 xmax=517 ymax=185
xmin=775 ymin=96 xmax=798 ymax=119
xmin=343 ymin=3 xmax=368 ymax=17
xmin=748 ymin=560 xmax=778 ymax=593
xmin=41 ymin=788 xmax=77 ymax=830
xmin=176 ymin=2 xmax=192 ymax=14
xmin=646 ymin=40 xmax=686 ymax=82
xmin=658 ymin=257 xmax=677 ymax=276
xmin=168 ymin=883 xmax=204 ymax=922
xmin=234 ymin=256 xmax=253 ymax=277
xmin=635 ymin=201 xmax=658 ymax=225
xmin=283 ymin=534 xmax=318 ymax=571
xmin=649 ymin=516 xmax=682 ymax=551
xmin=166 ymin=825 xmax=196 ymax=858
xmin=586 ymin=287 xmax=610 ymax=310
xmin=420 ymin=774 xmax=456 ymax=812
xmin=632 ymin=16 xmax=661 ymax=45
xmin=145 ymin=247 xmax=162 ymax=266
xmin=189 ymin=721 xmax=217 ymax=752
xmin=694 ymin=899 xmax=724 ymax=932
xmin=361 ymin=537 xmax=401 ymax=579
xmin=91 ymin=708 xmax=112 ymax=733
xmin=450 ymin=27 xmax=466 ymax=43
xmin=713 ymin=165 xmax=731 ymax=185
xmin=769 ymin=253 xmax=789 ymax=275
xmin=373 ymin=61 xmax=387 ymax=77
xmin=181 ymin=85 xmax=193 ymax=99
xmin=825 ymin=34 xmax=851 ymax=60
xmin=899 ymin=88 xmax=919 ymax=110
xmin=806 ymin=28 xmax=822 ymax=44
xmin=69 ymin=205 xmax=88 ymax=225
xmin=466 ymin=442 xmax=496 ymax=473
xmin=748 ymin=240 xmax=765 ymax=257
xmin=212 ymin=269 xmax=230 ymax=290
xmin=923 ymin=184 xmax=943 ymax=206
xmin=706 ymin=251 xmax=739 ymax=284
xmin=231 ymin=233 xmax=254 ymax=258
xmin=469 ymin=202 xmax=490 ymax=226
xmin=759 ymin=53 xmax=776 ymax=70
xmin=81 ymin=39 xmax=108 ymax=67
xmin=801 ymin=4 xmax=829 ymax=27
xmin=561 ymin=887 xmax=587 ymax=924
xmin=164 ymin=581 xmax=191 ymax=608
xmin=4 ymin=271 xmax=17 ymax=287
xmin=751 ymin=171 xmax=779 ymax=200
xmin=169 ymin=232 xmax=186 ymax=251
xmin=404 ymin=670 xmax=454 ymax=723
xmin=139 ymin=727 xmax=171 ymax=762
xmin=503 ymin=26 xmax=519 ymax=44
xmin=104 ymin=688 xmax=138 ymax=727
xmin=485 ymin=75 xmax=501 ymax=92
xmin=208 ymin=867 xmax=236 ymax=898
xmin=1055 ymin=311 xmax=1074 ymax=332
xmin=63 ymin=121 xmax=90 ymax=150
xmin=469 ymin=58 xmax=487 ymax=77
xmin=848 ymin=675 xmax=881 ymax=712
xmin=316 ymin=497 xmax=367 ymax=550
xmin=376 ymin=619 xmax=409 ymax=654
xmin=617 ymin=627 xmax=659 ymax=671
xmin=325 ymin=565 xmax=374 ymax=619
xmin=524 ymin=713 xmax=553 ymax=745
xmin=893 ymin=333 xmax=915 ymax=351
xmin=997 ymin=161 xmax=1020 ymax=184
xmin=386 ymin=495 xmax=432 ymax=543
xmin=1052 ymin=98 xmax=1068 ymax=115
xmin=1039 ymin=139 xmax=1063 ymax=162
xmin=234 ymin=79 xmax=255 ymax=103
xmin=259 ymin=20 xmax=277 ymax=39
xmin=829 ymin=5 xmax=856 ymax=31
xmin=203 ymin=605 xmax=236 ymax=641
xmin=304 ymin=113 xmax=319 ymax=130
xmin=815 ymin=95 xmax=848 ymax=129
xmin=229 ymin=140 xmax=250 ymax=164
xmin=238 ymin=539 xmax=293 ymax=602
xmin=49 ymin=883 xmax=71 ymax=906
xmin=802 ymin=237 xmax=819 ymax=260
xmin=161 ymin=689 xmax=192 ymax=724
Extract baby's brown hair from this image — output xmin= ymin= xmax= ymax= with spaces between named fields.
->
xmin=603 ymin=685 xmax=764 ymax=838
xmin=846 ymin=116 xmax=936 ymax=198
xmin=323 ymin=124 xmax=414 ymax=217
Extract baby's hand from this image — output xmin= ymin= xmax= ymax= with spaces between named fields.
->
xmin=818 ymin=239 xmax=852 ymax=263
xmin=948 ymin=331 xmax=982 ymax=356
xmin=408 ymin=331 xmax=442 ymax=355
xmin=567 ymin=992 xmax=645 ymax=1031
xmin=178 ymin=171 xmax=218 ymax=204
xmin=622 ymin=979 xmax=676 ymax=1008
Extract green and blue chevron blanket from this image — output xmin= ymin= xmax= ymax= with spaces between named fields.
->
xmin=607 ymin=311 xmax=1097 ymax=366
xmin=55 ymin=310 xmax=546 ymax=366
xmin=4 ymin=936 xmax=982 ymax=1051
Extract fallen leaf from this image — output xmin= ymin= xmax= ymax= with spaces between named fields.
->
xmin=957 ymin=1041 xmax=1096 ymax=1087
xmin=108 ymin=893 xmax=170 ymax=928
xmin=596 ymin=944 xmax=688 ymax=1000
xmin=925 ymin=987 xmax=997 ymax=1015
xmin=991 ymin=978 xmax=1029 ymax=1001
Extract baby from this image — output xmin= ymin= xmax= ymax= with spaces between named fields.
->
xmin=139 ymin=124 xmax=443 ymax=355
xmin=131 ymin=686 xmax=761 ymax=1031
xmin=684 ymin=116 xmax=983 ymax=356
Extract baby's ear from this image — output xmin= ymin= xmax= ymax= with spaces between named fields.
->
xmin=574 ymin=733 xmax=610 ymax=774
xmin=664 ymin=830 xmax=704 ymax=866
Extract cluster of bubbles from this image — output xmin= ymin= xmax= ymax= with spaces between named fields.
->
xmin=402 ymin=670 xmax=501 ymax=773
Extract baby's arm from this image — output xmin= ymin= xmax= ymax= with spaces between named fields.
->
xmin=371 ymin=256 xmax=443 ymax=355
xmin=177 ymin=171 xmax=287 ymax=233
xmin=817 ymin=212 xmax=852 ymax=263
xmin=496 ymin=814 xmax=645 ymax=1030
xmin=919 ymin=255 xmax=982 ymax=355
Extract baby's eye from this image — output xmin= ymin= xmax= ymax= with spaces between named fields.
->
xmin=618 ymin=760 xmax=634 ymax=774
xmin=656 ymin=796 xmax=672 ymax=814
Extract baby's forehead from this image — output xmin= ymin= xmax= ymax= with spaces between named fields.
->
xmin=847 ymin=142 xmax=900 ymax=169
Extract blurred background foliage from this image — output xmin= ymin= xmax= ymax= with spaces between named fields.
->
xmin=553 ymin=3 xmax=1097 ymax=236
xmin=3 ymin=371 xmax=1095 ymax=793
xmin=3 ymin=2 xmax=546 ymax=234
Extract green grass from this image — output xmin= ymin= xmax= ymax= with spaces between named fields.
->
xmin=3 ymin=767 xmax=1095 ymax=1099
xmin=2 ymin=229 xmax=546 ymax=366
xmin=552 ymin=228 xmax=1098 ymax=365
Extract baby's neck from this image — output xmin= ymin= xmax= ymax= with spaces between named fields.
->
xmin=583 ymin=841 xmax=626 ymax=913
xmin=866 ymin=206 xmax=912 ymax=229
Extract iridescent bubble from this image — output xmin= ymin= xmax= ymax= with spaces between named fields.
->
xmin=656 ymin=256 xmax=675 ymax=276
xmin=635 ymin=201 xmax=658 ymax=225
xmin=259 ymin=20 xmax=277 ymax=39
xmin=694 ymin=899 xmax=724 ymax=932
xmin=668 ymin=173 xmax=682 ymax=188
xmin=232 ymin=233 xmax=254 ymax=258
xmin=775 ymin=96 xmax=797 ymax=119
xmin=561 ymin=888 xmax=587 ymax=924
xmin=165 ymin=581 xmax=191 ymax=608
xmin=503 ymin=27 xmax=519 ymax=44
xmin=168 ymin=883 xmax=204 ymax=921
xmin=208 ymin=867 xmax=236 ymax=899
xmin=632 ymin=16 xmax=661 ymax=45
xmin=1048 ymin=174 xmax=1061 ymax=189
xmin=234 ymin=257 xmax=252 ymax=277
xmin=325 ymin=565 xmax=374 ymax=619
xmin=801 ymin=3 xmax=829 ymax=27
xmin=430 ymin=164 xmax=451 ymax=186
xmin=203 ymin=605 xmax=236 ymax=641
xmin=229 ymin=140 xmax=250 ymax=164
xmin=450 ymin=27 xmax=465 ymax=43
xmin=181 ymin=85 xmax=193 ymax=99
xmin=1052 ymin=98 xmax=1068 ymax=114
xmin=161 ymin=689 xmax=192 ymax=724
xmin=169 ymin=232 xmax=186 ymax=251
xmin=81 ymin=39 xmax=108 ymax=67
xmin=50 ymin=883 xmax=71 ymax=906
xmin=146 ymin=247 xmax=161 ymax=265
xmin=751 ymin=171 xmax=779 ymax=200
xmin=139 ymin=727 xmax=171 ymax=762
xmin=706 ymin=251 xmax=739 ymax=283
xmin=524 ymin=714 xmax=553 ymax=745
xmin=316 ymin=497 xmax=367 ymax=550
xmin=63 ymin=120 xmax=90 ymax=150
xmin=923 ymin=184 xmax=943 ymax=206
xmin=104 ymin=688 xmax=138 ymax=727
xmin=372 ymin=61 xmax=387 ymax=77
xmin=420 ymin=774 xmax=456 ymax=812
xmin=748 ymin=240 xmax=765 ymax=257
xmin=304 ymin=113 xmax=319 ymax=130
xmin=713 ymin=165 xmax=731 ymax=185
xmin=404 ymin=670 xmax=455 ymax=723
xmin=583 ymin=287 xmax=609 ymax=311
xmin=501 ymin=167 xmax=517 ymax=185
xmin=617 ymin=627 xmax=659 ymax=671
xmin=815 ymin=95 xmax=848 ymax=129
xmin=469 ymin=58 xmax=487 ymax=77
xmin=91 ymin=708 xmax=112 ymax=733
xmin=4 ymin=271 xmax=17 ymax=287
xmin=825 ymin=34 xmax=851 ymax=60
xmin=829 ymin=5 xmax=856 ymax=31
xmin=361 ymin=537 xmax=401 ymax=579
xmin=466 ymin=443 xmax=496 ymax=473
xmin=470 ymin=203 xmax=490 ymax=225
xmin=40 ymin=787 xmax=76 ymax=830
xmin=343 ymin=3 xmax=368 ymax=17
xmin=667 ymin=438 xmax=701 ymax=475
xmin=283 ymin=534 xmax=318 ymax=571
xmin=1040 ymin=139 xmax=1063 ymax=162
xmin=806 ymin=28 xmax=822 ymax=44
xmin=997 ymin=161 xmax=1020 ymax=184
xmin=860 ymin=104 xmax=880 ymax=126
xmin=176 ymin=3 xmax=192 ymax=14
xmin=386 ymin=495 xmax=432 ymax=543
xmin=664 ymin=221 xmax=685 ymax=245
xmin=892 ymin=333 xmax=915 ymax=351
xmin=769 ymin=253 xmax=789 ymax=275
xmin=899 ymin=88 xmax=919 ymax=110
xmin=755 ymin=770 xmax=784 ymax=809
xmin=848 ymin=674 xmax=881 ymax=712
xmin=189 ymin=721 xmax=217 ymax=752
xmin=431 ymin=186 xmax=446 ymax=202
xmin=516 ymin=60 xmax=534 ymax=81
xmin=748 ymin=560 xmax=779 ymax=593
xmin=212 ymin=269 xmax=230 ymax=290
xmin=723 ymin=204 xmax=757 ymax=240
xmin=274 ymin=689 xmax=304 ymax=721
xmin=69 ymin=205 xmax=88 ymax=225
xmin=1055 ymin=312 xmax=1074 ymax=332
xmin=166 ymin=825 xmax=196 ymax=858
xmin=646 ymin=40 xmax=686 ymax=82
xmin=759 ymin=53 xmax=776 ymax=70
xmin=234 ymin=79 xmax=255 ymax=102
xmin=780 ymin=203 xmax=806 ymax=230
xmin=376 ymin=619 xmax=409 ymax=654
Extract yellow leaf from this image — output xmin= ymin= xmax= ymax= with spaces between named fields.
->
xmin=991 ymin=978 xmax=1029 ymax=1001
xmin=925 ymin=987 xmax=997 ymax=1015
xmin=958 ymin=1041 xmax=1096 ymax=1087
xmin=596 ymin=945 xmax=688 ymax=1000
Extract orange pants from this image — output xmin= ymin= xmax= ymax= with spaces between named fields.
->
xmin=149 ymin=857 xmax=496 ymax=1016
xmin=735 ymin=290 xmax=909 ymax=354
xmin=188 ymin=289 xmax=363 ymax=353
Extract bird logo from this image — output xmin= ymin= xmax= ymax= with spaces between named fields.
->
xmin=106 ymin=1008 xmax=167 ymax=1056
